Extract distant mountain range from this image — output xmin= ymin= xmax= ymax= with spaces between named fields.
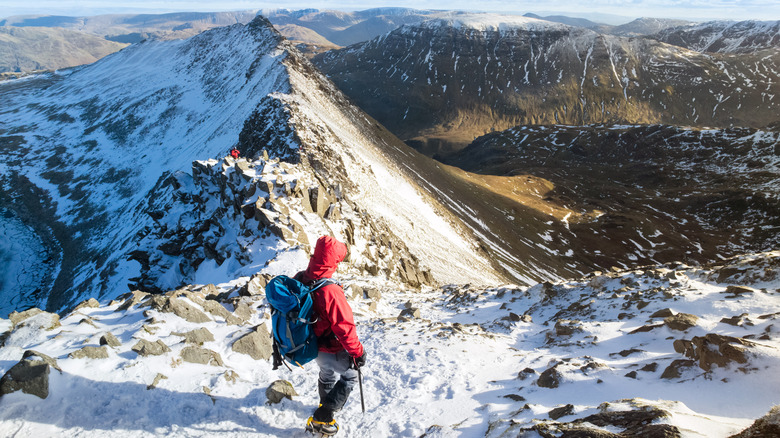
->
xmin=313 ymin=14 xmax=780 ymax=156
xmin=0 ymin=26 xmax=127 ymax=74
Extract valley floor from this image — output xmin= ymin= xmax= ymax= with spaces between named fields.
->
xmin=1 ymin=252 xmax=779 ymax=437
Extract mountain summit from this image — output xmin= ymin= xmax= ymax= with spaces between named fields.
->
xmin=0 ymin=16 xmax=501 ymax=314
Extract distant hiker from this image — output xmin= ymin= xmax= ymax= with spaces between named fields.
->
xmin=296 ymin=236 xmax=366 ymax=436
xmin=229 ymin=148 xmax=240 ymax=159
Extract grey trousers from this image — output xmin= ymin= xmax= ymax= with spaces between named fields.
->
xmin=316 ymin=349 xmax=358 ymax=413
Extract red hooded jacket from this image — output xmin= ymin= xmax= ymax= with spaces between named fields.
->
xmin=297 ymin=236 xmax=364 ymax=358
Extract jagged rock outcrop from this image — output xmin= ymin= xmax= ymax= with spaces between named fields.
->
xmin=131 ymin=155 xmax=434 ymax=292
xmin=673 ymin=334 xmax=756 ymax=372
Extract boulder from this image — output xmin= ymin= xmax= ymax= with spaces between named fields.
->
xmin=8 ymin=308 xmax=43 ymax=326
xmin=725 ymin=285 xmax=754 ymax=296
xmin=231 ymin=324 xmax=273 ymax=360
xmin=0 ymin=351 xmax=59 ymax=399
xmin=664 ymin=313 xmax=699 ymax=331
xmin=537 ymin=366 xmax=562 ymax=388
xmin=172 ymin=328 xmax=215 ymax=345
xmin=673 ymin=333 xmax=753 ymax=371
xmin=9 ymin=308 xmax=60 ymax=331
xmin=100 ymin=332 xmax=122 ymax=348
xmin=660 ymin=359 xmax=696 ymax=379
xmin=650 ymin=308 xmax=675 ymax=318
xmin=399 ymin=308 xmax=421 ymax=319
xmin=266 ymin=380 xmax=297 ymax=404
xmin=549 ymin=404 xmax=575 ymax=420
xmin=132 ymin=339 xmax=171 ymax=356
xmin=180 ymin=346 xmax=224 ymax=367
xmin=69 ymin=346 xmax=109 ymax=360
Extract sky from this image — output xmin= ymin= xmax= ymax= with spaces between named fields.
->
xmin=1 ymin=0 xmax=779 ymax=23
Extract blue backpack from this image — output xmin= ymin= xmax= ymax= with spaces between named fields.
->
xmin=266 ymin=275 xmax=335 ymax=369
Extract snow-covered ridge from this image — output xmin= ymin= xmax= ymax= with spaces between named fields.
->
xmin=655 ymin=19 xmax=780 ymax=53
xmin=414 ymin=12 xmax=570 ymax=33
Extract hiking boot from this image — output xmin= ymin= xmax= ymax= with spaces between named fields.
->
xmin=306 ymin=416 xmax=339 ymax=436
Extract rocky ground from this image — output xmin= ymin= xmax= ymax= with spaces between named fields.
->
xmin=0 ymin=249 xmax=778 ymax=437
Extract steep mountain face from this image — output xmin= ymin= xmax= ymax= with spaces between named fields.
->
xmin=0 ymin=27 xmax=128 ymax=74
xmin=445 ymin=124 xmax=780 ymax=266
xmin=654 ymin=20 xmax=780 ymax=53
xmin=313 ymin=14 xmax=780 ymax=156
xmin=0 ymin=11 xmax=259 ymax=44
xmin=0 ymin=16 xmax=500 ymax=316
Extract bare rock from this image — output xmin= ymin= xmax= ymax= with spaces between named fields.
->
xmin=233 ymin=302 xmax=253 ymax=323
xmin=725 ymin=285 xmax=755 ymax=296
xmin=348 ymin=284 xmax=363 ymax=300
xmin=673 ymin=333 xmax=754 ymax=371
xmin=116 ymin=291 xmax=150 ymax=311
xmin=8 ymin=308 xmax=43 ymax=326
xmin=0 ymin=351 xmax=59 ymax=399
xmin=180 ymin=346 xmax=224 ymax=366
xmin=231 ymin=324 xmax=273 ymax=360
xmin=660 ymin=359 xmax=696 ymax=379
xmin=132 ymin=339 xmax=171 ymax=356
xmin=537 ymin=366 xmax=562 ymax=388
xmin=9 ymin=309 xmax=60 ymax=331
xmin=549 ymin=404 xmax=575 ymax=420
xmin=266 ymin=379 xmax=297 ymax=404
xmin=100 ymin=332 xmax=122 ymax=348
xmin=201 ymin=300 xmax=241 ymax=325
xmin=158 ymin=297 xmax=211 ymax=323
xmin=555 ymin=319 xmax=583 ymax=336
xmin=147 ymin=373 xmax=168 ymax=390
xmin=729 ymin=405 xmax=780 ymax=438
xmin=399 ymin=308 xmax=421 ymax=319
xmin=664 ymin=313 xmax=699 ymax=331
xmin=69 ymin=346 xmax=109 ymax=360
xmin=73 ymin=298 xmax=100 ymax=312
xmin=172 ymin=328 xmax=215 ymax=345
xmin=650 ymin=308 xmax=676 ymax=318
xmin=366 ymin=288 xmax=382 ymax=301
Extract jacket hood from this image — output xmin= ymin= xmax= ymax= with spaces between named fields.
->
xmin=305 ymin=235 xmax=348 ymax=280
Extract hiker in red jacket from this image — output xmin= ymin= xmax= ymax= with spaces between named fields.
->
xmin=295 ymin=236 xmax=366 ymax=436
xmin=229 ymin=148 xmax=240 ymax=159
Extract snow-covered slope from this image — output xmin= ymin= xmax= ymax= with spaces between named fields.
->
xmin=0 ymin=249 xmax=778 ymax=436
xmin=0 ymin=16 xmax=500 ymax=315
xmin=655 ymin=20 xmax=780 ymax=53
